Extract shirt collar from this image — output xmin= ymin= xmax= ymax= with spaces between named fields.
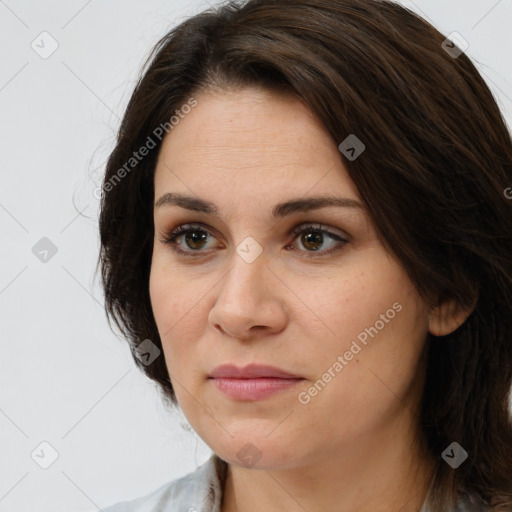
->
xmin=185 ymin=453 xmax=228 ymax=512
xmin=185 ymin=453 xmax=481 ymax=512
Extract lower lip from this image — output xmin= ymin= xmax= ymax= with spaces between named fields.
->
xmin=210 ymin=377 xmax=304 ymax=401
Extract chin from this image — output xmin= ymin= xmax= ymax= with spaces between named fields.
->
xmin=211 ymin=435 xmax=304 ymax=471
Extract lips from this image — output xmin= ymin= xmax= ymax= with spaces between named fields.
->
xmin=209 ymin=364 xmax=304 ymax=401
xmin=209 ymin=363 xmax=302 ymax=379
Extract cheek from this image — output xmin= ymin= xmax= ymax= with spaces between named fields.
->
xmin=149 ymin=258 xmax=211 ymax=373
xmin=304 ymin=250 xmax=428 ymax=386
xmin=149 ymin=266 xmax=175 ymax=334
xmin=149 ymin=261 xmax=185 ymax=357
xmin=295 ymin=265 xmax=428 ymax=441
xmin=149 ymin=254 xmax=202 ymax=331
xmin=302 ymin=251 xmax=418 ymax=340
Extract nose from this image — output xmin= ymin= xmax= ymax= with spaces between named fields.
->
xmin=208 ymin=251 xmax=288 ymax=340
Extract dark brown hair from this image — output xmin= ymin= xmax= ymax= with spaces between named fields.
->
xmin=97 ymin=0 xmax=512 ymax=509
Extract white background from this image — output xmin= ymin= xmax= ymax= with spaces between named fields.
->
xmin=1 ymin=1 xmax=511 ymax=511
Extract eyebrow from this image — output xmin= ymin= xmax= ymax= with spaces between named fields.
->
xmin=155 ymin=192 xmax=364 ymax=218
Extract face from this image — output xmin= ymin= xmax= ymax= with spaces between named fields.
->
xmin=149 ymin=86 xmax=432 ymax=470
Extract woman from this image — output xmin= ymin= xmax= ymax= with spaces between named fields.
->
xmin=97 ymin=0 xmax=512 ymax=510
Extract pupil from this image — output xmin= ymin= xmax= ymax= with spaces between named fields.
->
xmin=186 ymin=231 xmax=207 ymax=249
xmin=303 ymin=231 xmax=322 ymax=251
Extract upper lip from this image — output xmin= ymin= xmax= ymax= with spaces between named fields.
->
xmin=209 ymin=364 xmax=302 ymax=379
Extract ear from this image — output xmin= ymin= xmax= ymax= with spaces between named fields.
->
xmin=428 ymin=292 xmax=478 ymax=337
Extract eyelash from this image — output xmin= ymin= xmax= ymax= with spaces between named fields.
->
xmin=159 ymin=222 xmax=349 ymax=258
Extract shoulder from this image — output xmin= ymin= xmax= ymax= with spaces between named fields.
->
xmin=102 ymin=453 xmax=228 ymax=512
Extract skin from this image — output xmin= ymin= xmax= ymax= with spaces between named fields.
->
xmin=149 ymin=86 xmax=472 ymax=512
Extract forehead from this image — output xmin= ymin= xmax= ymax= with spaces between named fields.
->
xmin=153 ymin=87 xmax=361 ymax=205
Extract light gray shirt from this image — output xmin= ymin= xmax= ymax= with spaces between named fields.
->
xmin=101 ymin=454 xmax=488 ymax=512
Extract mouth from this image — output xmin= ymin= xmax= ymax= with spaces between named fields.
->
xmin=209 ymin=363 xmax=302 ymax=379
xmin=208 ymin=364 xmax=305 ymax=401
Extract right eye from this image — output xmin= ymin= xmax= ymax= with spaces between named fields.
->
xmin=160 ymin=223 xmax=222 ymax=256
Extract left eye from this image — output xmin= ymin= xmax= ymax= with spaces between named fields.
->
xmin=288 ymin=224 xmax=349 ymax=256
xmin=160 ymin=223 xmax=349 ymax=257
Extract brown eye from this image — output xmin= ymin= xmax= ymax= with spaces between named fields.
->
xmin=182 ymin=229 xmax=209 ymax=250
xmin=289 ymin=224 xmax=349 ymax=257
xmin=160 ymin=222 xmax=349 ymax=258
xmin=300 ymin=230 xmax=324 ymax=251
xmin=161 ymin=224 xmax=219 ymax=256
